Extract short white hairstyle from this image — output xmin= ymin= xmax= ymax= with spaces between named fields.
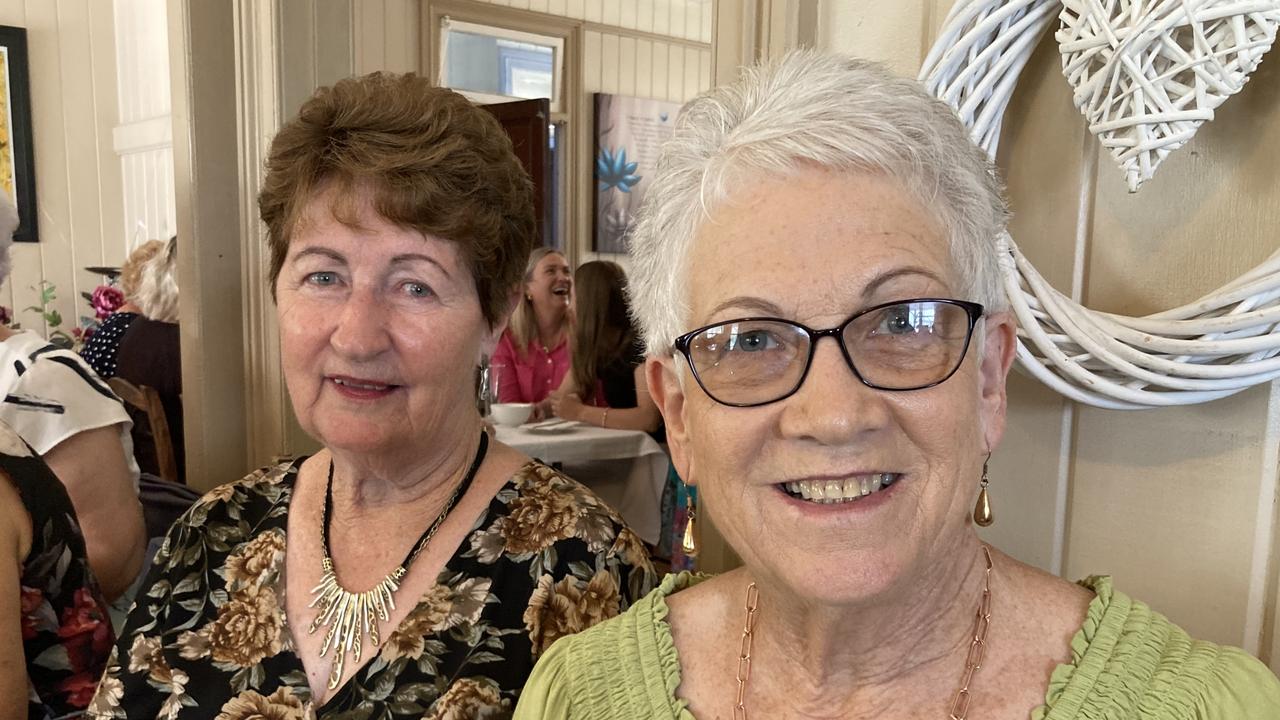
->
xmin=627 ymin=50 xmax=1009 ymax=355
xmin=0 ymin=193 xmax=19 ymax=285
xmin=134 ymin=237 xmax=180 ymax=323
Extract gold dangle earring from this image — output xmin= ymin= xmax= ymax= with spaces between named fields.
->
xmin=681 ymin=492 xmax=700 ymax=557
xmin=973 ymin=453 xmax=993 ymax=527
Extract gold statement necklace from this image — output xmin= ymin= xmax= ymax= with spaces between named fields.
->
xmin=308 ymin=431 xmax=489 ymax=689
xmin=732 ymin=546 xmax=994 ymax=720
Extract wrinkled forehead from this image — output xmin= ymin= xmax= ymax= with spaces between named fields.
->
xmin=684 ymin=169 xmax=957 ymax=324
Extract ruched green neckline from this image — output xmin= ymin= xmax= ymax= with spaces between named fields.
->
xmin=515 ymin=573 xmax=1280 ymax=719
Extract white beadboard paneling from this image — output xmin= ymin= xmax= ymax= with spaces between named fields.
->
xmin=667 ymin=42 xmax=684 ymax=100
xmin=585 ymin=0 xmax=601 ymax=23
xmin=682 ymin=46 xmax=699 ymax=99
xmin=698 ymin=47 xmax=710 ymax=91
xmin=0 ymin=0 xmax=20 ymax=25
xmin=564 ymin=0 xmax=583 ymax=19
xmin=600 ymin=32 xmax=620 ymax=93
xmin=114 ymin=0 xmax=169 ymax=124
xmin=583 ymin=30 xmax=603 ymax=92
xmin=112 ymin=0 xmax=176 ymax=257
xmin=651 ymin=39 xmax=669 ymax=100
xmin=0 ymin=0 xmax=130 ymax=331
xmin=700 ymin=0 xmax=712 ymax=44
xmin=10 ymin=245 xmax=43 ymax=331
xmin=653 ymin=0 xmax=671 ymax=35
xmin=280 ymin=0 xmax=317 ymax=111
xmin=620 ymin=0 xmax=637 ymax=30
xmin=382 ymin=0 xmax=413 ymax=72
xmin=602 ymin=0 xmax=621 ymax=27
xmin=509 ymin=0 xmax=531 ymax=9
xmin=618 ymin=35 xmax=636 ymax=96
xmin=530 ymin=0 xmax=549 ymax=12
xmin=637 ymin=0 xmax=654 ymax=33
xmin=89 ymin=0 xmax=124 ymax=263
xmin=355 ymin=0 xmax=385 ymax=73
xmin=315 ymin=0 xmax=354 ymax=82
xmin=635 ymin=38 xmax=653 ymax=98
xmin=684 ymin=0 xmax=700 ymax=42
xmin=29 ymin=0 xmax=79 ymax=331
xmin=668 ymin=0 xmax=686 ymax=39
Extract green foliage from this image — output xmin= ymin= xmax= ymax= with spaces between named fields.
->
xmin=23 ymin=280 xmax=74 ymax=348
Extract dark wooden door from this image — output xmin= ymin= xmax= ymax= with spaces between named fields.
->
xmin=482 ymin=98 xmax=551 ymax=246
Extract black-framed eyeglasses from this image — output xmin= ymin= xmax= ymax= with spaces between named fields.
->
xmin=672 ymin=298 xmax=985 ymax=408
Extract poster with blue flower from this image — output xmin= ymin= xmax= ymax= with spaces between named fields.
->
xmin=593 ymin=93 xmax=681 ymax=253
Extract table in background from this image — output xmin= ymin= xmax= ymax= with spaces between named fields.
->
xmin=494 ymin=423 xmax=668 ymax=545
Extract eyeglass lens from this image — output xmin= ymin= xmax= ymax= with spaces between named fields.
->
xmin=682 ymin=300 xmax=976 ymax=406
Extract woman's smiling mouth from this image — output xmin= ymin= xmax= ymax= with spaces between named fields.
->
xmin=327 ymin=375 xmax=400 ymax=398
xmin=780 ymin=473 xmax=902 ymax=505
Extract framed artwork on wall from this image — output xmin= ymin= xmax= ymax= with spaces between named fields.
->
xmin=0 ymin=25 xmax=37 ymax=243
xmin=593 ymin=93 xmax=681 ymax=254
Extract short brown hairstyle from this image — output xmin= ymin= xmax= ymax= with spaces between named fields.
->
xmin=258 ymin=72 xmax=536 ymax=326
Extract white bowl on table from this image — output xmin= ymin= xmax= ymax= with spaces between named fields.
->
xmin=490 ymin=402 xmax=533 ymax=427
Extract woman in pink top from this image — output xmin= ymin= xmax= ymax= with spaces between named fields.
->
xmin=491 ymin=248 xmax=573 ymax=415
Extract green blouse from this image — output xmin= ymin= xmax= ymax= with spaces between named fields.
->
xmin=514 ymin=572 xmax=1280 ymax=719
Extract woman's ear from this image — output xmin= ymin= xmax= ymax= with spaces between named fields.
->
xmin=647 ymin=356 xmax=695 ymax=485
xmin=978 ymin=310 xmax=1017 ymax=451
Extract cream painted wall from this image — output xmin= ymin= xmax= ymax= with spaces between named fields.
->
xmin=0 ymin=0 xmax=124 ymax=338
xmin=819 ymin=0 xmax=1280 ymax=671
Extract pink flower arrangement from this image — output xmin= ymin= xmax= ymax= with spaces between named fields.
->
xmin=90 ymin=285 xmax=125 ymax=320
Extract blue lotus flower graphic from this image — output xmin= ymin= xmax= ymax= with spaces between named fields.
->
xmin=596 ymin=147 xmax=641 ymax=193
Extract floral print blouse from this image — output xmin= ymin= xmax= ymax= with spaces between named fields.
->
xmin=1 ymin=425 xmax=115 ymax=719
xmin=87 ymin=457 xmax=657 ymax=719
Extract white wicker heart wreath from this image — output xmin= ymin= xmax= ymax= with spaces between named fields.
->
xmin=919 ymin=0 xmax=1280 ymax=409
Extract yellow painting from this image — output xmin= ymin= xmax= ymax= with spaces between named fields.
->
xmin=0 ymin=46 xmax=13 ymax=201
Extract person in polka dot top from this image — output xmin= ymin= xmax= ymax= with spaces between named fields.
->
xmin=79 ymin=240 xmax=169 ymax=378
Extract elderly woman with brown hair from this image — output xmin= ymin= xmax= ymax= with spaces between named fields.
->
xmin=515 ymin=51 xmax=1280 ymax=719
xmin=89 ymin=73 xmax=655 ymax=719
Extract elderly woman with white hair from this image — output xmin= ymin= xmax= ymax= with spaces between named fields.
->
xmin=113 ymin=236 xmax=185 ymax=481
xmin=514 ymin=51 xmax=1280 ymax=719
xmin=0 ymin=196 xmax=147 ymax=602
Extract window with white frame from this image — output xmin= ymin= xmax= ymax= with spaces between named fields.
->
xmin=439 ymin=18 xmax=564 ymax=113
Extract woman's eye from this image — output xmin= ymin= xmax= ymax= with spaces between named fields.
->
xmin=730 ymin=329 xmax=779 ymax=352
xmin=402 ymin=281 xmax=432 ymax=298
xmin=877 ymin=308 xmax=918 ymax=334
xmin=306 ymin=271 xmax=338 ymax=286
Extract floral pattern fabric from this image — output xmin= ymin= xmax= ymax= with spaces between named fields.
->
xmin=87 ymin=457 xmax=657 ymax=719
xmin=1 ymin=425 xmax=116 ymax=720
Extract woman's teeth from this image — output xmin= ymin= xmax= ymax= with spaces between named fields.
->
xmin=783 ymin=474 xmax=899 ymax=504
xmin=333 ymin=378 xmax=390 ymax=391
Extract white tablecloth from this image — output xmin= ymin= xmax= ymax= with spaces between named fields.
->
xmin=494 ymin=424 xmax=669 ymax=545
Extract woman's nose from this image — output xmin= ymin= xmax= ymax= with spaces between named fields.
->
xmin=778 ymin=337 xmax=891 ymax=445
xmin=329 ymin=290 xmax=392 ymax=360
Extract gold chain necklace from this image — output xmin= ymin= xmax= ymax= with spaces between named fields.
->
xmin=307 ymin=432 xmax=488 ymax=690
xmin=733 ymin=546 xmax=994 ymax=720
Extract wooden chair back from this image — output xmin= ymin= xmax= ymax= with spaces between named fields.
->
xmin=108 ymin=377 xmax=180 ymax=484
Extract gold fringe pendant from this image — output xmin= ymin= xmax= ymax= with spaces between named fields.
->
xmin=307 ymin=558 xmax=405 ymax=689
